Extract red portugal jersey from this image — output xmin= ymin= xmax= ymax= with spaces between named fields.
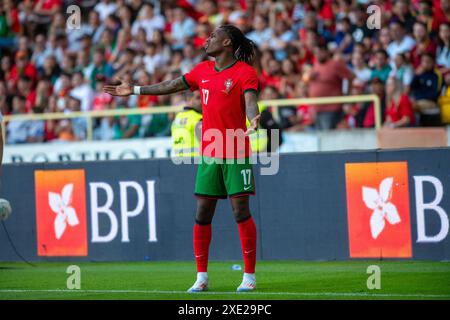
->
xmin=182 ymin=60 xmax=259 ymax=158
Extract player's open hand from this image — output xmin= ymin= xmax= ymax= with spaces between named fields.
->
xmin=104 ymin=78 xmax=133 ymax=96
xmin=245 ymin=114 xmax=261 ymax=135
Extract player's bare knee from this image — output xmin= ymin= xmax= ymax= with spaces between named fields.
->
xmin=196 ymin=199 xmax=216 ymax=224
xmin=231 ymin=205 xmax=250 ymax=222
xmin=195 ymin=211 xmax=213 ymax=224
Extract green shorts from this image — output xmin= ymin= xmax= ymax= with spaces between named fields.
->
xmin=194 ymin=157 xmax=255 ymax=198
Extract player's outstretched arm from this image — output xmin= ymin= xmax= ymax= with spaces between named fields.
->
xmin=104 ymin=77 xmax=187 ymax=96
xmin=244 ymin=90 xmax=261 ymax=135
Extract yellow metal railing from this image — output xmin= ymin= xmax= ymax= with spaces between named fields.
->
xmin=2 ymin=95 xmax=381 ymax=141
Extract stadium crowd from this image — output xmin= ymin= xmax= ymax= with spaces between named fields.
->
xmin=1 ymin=0 xmax=450 ymax=144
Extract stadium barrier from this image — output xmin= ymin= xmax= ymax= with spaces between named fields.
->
xmin=378 ymin=128 xmax=448 ymax=148
xmin=1 ymin=148 xmax=449 ymax=262
xmin=1 ymin=95 xmax=382 ymax=141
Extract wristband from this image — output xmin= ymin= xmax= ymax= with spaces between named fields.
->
xmin=133 ymin=86 xmax=141 ymax=95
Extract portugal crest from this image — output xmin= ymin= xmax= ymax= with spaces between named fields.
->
xmin=222 ymin=79 xmax=233 ymax=94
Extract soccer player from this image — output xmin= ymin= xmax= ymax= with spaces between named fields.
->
xmin=104 ymin=25 xmax=261 ymax=293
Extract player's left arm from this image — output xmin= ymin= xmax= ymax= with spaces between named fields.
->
xmin=244 ymin=90 xmax=261 ymax=135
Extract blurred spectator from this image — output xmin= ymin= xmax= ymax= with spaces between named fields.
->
xmin=16 ymin=75 xmax=36 ymax=112
xmin=34 ymin=78 xmax=52 ymax=111
xmin=370 ymin=49 xmax=392 ymax=83
xmin=92 ymin=74 xmax=113 ymax=111
xmin=131 ymin=3 xmax=165 ymax=41
xmin=0 ymin=0 xmax=18 ymax=53
xmin=351 ymin=51 xmax=372 ymax=85
xmin=70 ymin=71 xmax=94 ymax=112
xmin=269 ymin=20 xmax=296 ymax=61
xmin=87 ymin=10 xmax=105 ymax=44
xmin=349 ymin=4 xmax=374 ymax=47
xmin=33 ymin=0 xmax=63 ymax=35
xmin=180 ymin=43 xmax=201 ymax=74
xmin=6 ymin=95 xmax=44 ymax=144
xmin=389 ymin=53 xmax=414 ymax=94
xmin=307 ymin=43 xmax=355 ymax=130
xmin=279 ymin=58 xmax=300 ymax=98
xmin=112 ymin=48 xmax=138 ymax=79
xmin=143 ymin=42 xmax=164 ymax=75
xmin=387 ymin=21 xmax=415 ymax=61
xmin=247 ymin=15 xmax=272 ymax=50
xmin=390 ymin=0 xmax=416 ymax=33
xmin=93 ymin=77 xmax=115 ymax=140
xmin=94 ymin=0 xmax=117 ymax=22
xmin=433 ymin=0 xmax=450 ymax=32
xmin=170 ymin=8 xmax=196 ymax=50
xmin=285 ymin=83 xmax=315 ymax=132
xmin=260 ymin=57 xmax=282 ymax=91
xmin=67 ymin=96 xmax=87 ymax=140
xmin=384 ymin=77 xmax=415 ymax=128
xmin=334 ymin=17 xmax=354 ymax=61
xmin=377 ymin=28 xmax=392 ymax=52
xmin=54 ymin=96 xmax=87 ymax=141
xmin=437 ymin=22 xmax=450 ymax=74
xmin=411 ymin=53 xmax=442 ymax=126
xmin=8 ymin=50 xmax=38 ymax=86
xmin=337 ymin=82 xmax=366 ymax=129
xmin=85 ymin=48 xmax=114 ymax=88
xmin=114 ymin=96 xmax=141 ymax=139
xmin=415 ymin=0 xmax=434 ymax=32
xmin=30 ymin=34 xmax=47 ymax=69
xmin=410 ymin=22 xmax=437 ymax=69
xmin=359 ymin=77 xmax=386 ymax=128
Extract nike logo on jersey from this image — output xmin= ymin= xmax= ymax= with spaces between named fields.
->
xmin=201 ymin=80 xmax=210 ymax=83
xmin=243 ymin=186 xmax=252 ymax=191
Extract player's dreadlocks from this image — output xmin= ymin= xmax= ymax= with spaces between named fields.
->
xmin=220 ymin=25 xmax=256 ymax=65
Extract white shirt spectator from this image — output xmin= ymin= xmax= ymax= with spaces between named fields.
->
xmin=270 ymin=30 xmax=296 ymax=60
xmin=66 ymin=25 xmax=94 ymax=52
xmin=94 ymin=118 xmax=116 ymax=140
xmin=6 ymin=120 xmax=28 ymax=144
xmin=387 ymin=36 xmax=416 ymax=61
xmin=6 ymin=120 xmax=44 ymax=144
xmin=70 ymin=85 xmax=95 ymax=112
xmin=143 ymin=53 xmax=165 ymax=75
xmin=389 ymin=64 xmax=414 ymax=87
xmin=352 ymin=66 xmax=372 ymax=83
xmin=131 ymin=15 xmax=165 ymax=42
xmin=94 ymin=1 xmax=117 ymax=21
xmin=247 ymin=28 xmax=273 ymax=48
xmin=171 ymin=17 xmax=196 ymax=50
xmin=437 ymin=46 xmax=450 ymax=68
xmin=71 ymin=118 xmax=87 ymax=140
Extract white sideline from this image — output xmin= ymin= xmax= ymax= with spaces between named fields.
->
xmin=0 ymin=289 xmax=449 ymax=298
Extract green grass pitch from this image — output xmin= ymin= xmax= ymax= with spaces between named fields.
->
xmin=0 ymin=261 xmax=449 ymax=300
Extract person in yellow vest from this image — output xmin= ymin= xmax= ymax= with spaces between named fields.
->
xmin=246 ymin=103 xmax=268 ymax=153
xmin=171 ymin=91 xmax=202 ymax=157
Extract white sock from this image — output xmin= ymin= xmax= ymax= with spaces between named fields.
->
xmin=197 ymin=272 xmax=208 ymax=282
xmin=243 ymin=273 xmax=255 ymax=283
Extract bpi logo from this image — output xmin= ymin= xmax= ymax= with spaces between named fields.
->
xmin=35 ymin=170 xmax=88 ymax=256
xmin=35 ymin=169 xmax=158 ymax=257
xmin=345 ymin=162 xmax=412 ymax=258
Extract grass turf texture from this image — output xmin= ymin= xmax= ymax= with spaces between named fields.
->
xmin=0 ymin=261 xmax=449 ymax=300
